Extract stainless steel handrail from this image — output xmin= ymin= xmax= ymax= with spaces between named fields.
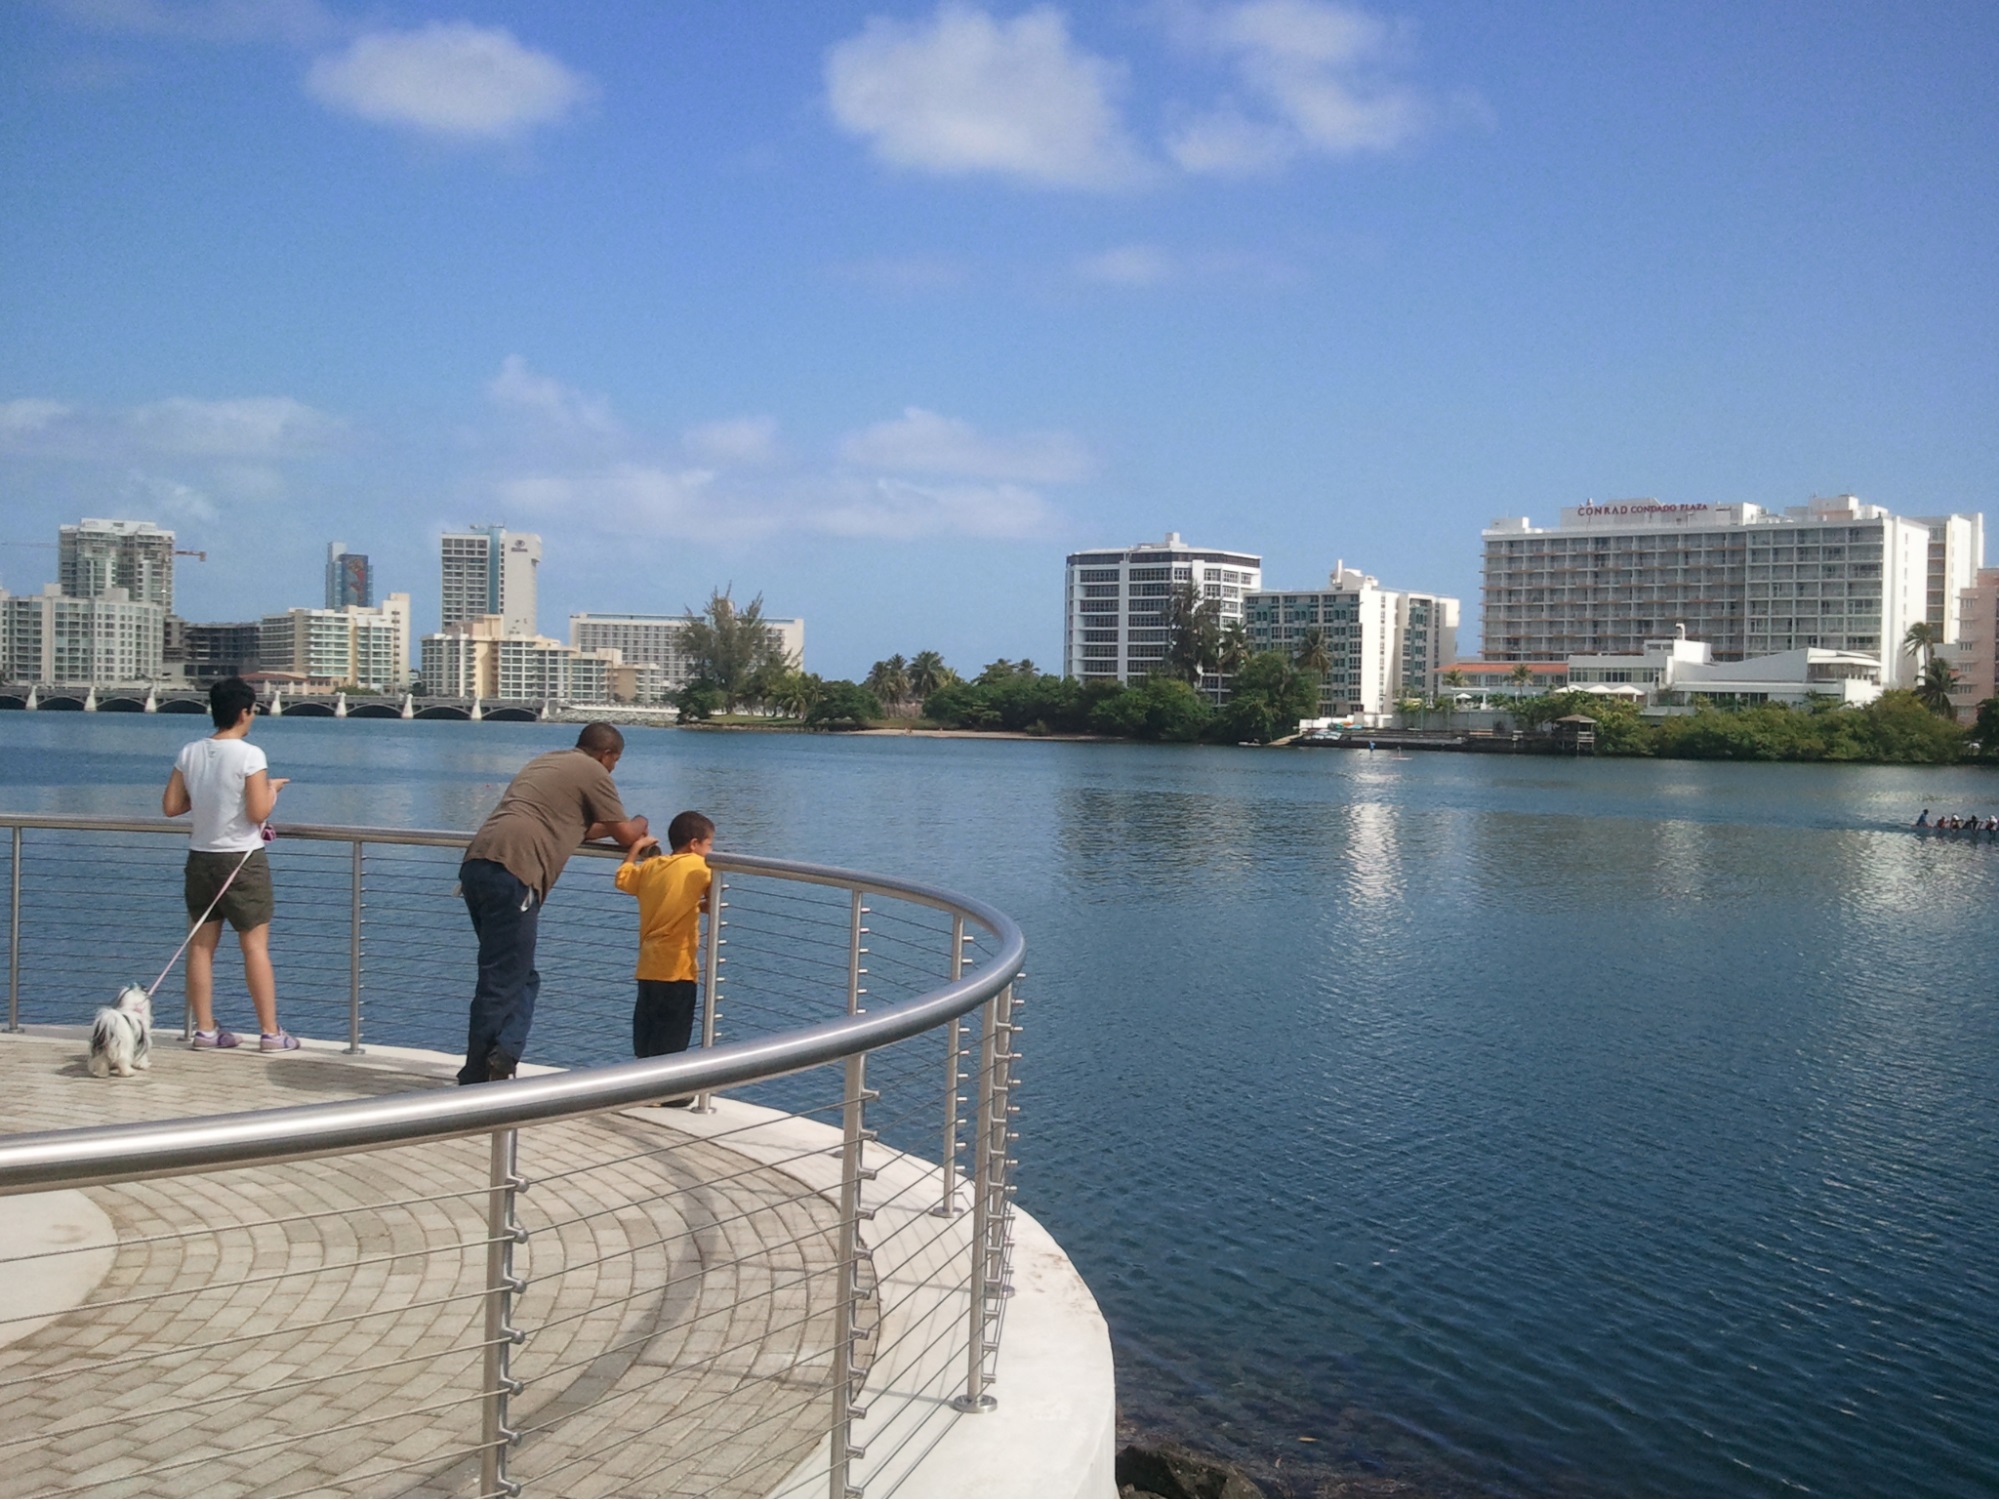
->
xmin=0 ymin=814 xmax=1024 ymax=1194
xmin=0 ymin=811 xmax=1029 ymax=1497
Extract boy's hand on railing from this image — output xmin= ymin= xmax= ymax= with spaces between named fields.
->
xmin=623 ymin=835 xmax=662 ymax=865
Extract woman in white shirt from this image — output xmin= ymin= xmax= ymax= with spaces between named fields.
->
xmin=161 ymin=677 xmax=298 ymax=1051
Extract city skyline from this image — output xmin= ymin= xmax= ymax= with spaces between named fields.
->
xmin=3 ymin=2 xmax=1995 ymax=677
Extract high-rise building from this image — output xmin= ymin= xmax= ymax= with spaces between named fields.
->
xmin=568 ymin=612 xmax=806 ymax=694
xmin=257 ymin=594 xmax=411 ymax=691
xmin=1063 ymin=532 xmax=1262 ymax=687
xmin=325 ymin=543 xmax=374 ymax=609
xmin=1244 ymin=565 xmax=1461 ymax=717
xmin=58 ymin=518 xmax=176 ymax=612
xmin=2 ymin=584 xmax=165 ymax=684
xmin=440 ymin=527 xmax=540 ymax=636
xmin=1479 ymin=495 xmax=1977 ymax=689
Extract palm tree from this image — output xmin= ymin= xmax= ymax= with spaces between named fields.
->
xmin=1508 ymin=663 xmax=1534 ymax=697
xmin=772 ymin=670 xmax=822 ymax=721
xmin=1217 ymin=620 xmax=1250 ymax=677
xmin=1916 ymin=656 xmax=1962 ymax=718
xmin=1164 ymin=583 xmax=1218 ymax=683
xmin=1442 ymin=668 xmax=1468 ymax=691
xmin=865 ymin=655 xmax=911 ymax=713
xmin=1904 ymin=621 xmax=1944 ymax=675
xmin=1292 ymin=627 xmax=1334 ymax=678
xmin=908 ymin=650 xmax=953 ymax=702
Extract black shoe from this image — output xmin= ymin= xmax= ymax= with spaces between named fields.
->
xmin=486 ymin=1049 xmax=517 ymax=1081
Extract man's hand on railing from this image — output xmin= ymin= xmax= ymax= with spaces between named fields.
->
xmin=585 ymin=814 xmax=649 ymax=848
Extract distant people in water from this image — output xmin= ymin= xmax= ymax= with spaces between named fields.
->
xmin=1915 ymin=810 xmax=1998 ymax=835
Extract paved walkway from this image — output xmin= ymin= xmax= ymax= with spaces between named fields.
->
xmin=0 ymin=1030 xmax=845 ymax=1499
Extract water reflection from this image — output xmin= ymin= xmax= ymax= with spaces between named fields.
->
xmin=2 ymin=717 xmax=1996 ymax=1496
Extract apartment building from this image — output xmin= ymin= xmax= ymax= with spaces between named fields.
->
xmin=440 ymin=527 xmax=540 ymax=636
xmin=1243 ymin=564 xmax=1461 ymax=717
xmin=58 ymin=518 xmax=176 ymax=612
xmin=325 ymin=543 xmax=374 ymax=609
xmin=1480 ymin=496 xmax=1978 ymax=688
xmin=258 ymin=595 xmax=412 ymax=691
xmin=422 ymin=614 xmax=617 ymax=702
xmin=2 ymin=585 xmax=165 ymax=684
xmin=569 ymin=612 xmax=806 ymax=695
xmin=1063 ymin=532 xmax=1262 ymax=685
xmin=1946 ymin=568 xmax=1999 ymax=719
xmin=164 ymin=619 xmax=262 ymax=685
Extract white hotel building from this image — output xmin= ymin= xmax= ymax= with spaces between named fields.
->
xmin=440 ymin=527 xmax=541 ymax=637
xmin=1481 ymin=495 xmax=1982 ymax=689
xmin=1063 ymin=533 xmax=1261 ymax=686
xmin=1244 ymin=565 xmax=1460 ymax=717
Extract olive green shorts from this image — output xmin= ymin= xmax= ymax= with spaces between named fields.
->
xmin=184 ymin=848 xmax=274 ymax=932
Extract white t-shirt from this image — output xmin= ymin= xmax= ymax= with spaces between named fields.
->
xmin=176 ymin=736 xmax=269 ymax=852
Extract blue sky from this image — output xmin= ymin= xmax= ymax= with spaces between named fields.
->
xmin=3 ymin=0 xmax=1995 ymax=676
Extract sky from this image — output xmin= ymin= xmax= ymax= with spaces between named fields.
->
xmin=3 ymin=0 xmax=1996 ymax=677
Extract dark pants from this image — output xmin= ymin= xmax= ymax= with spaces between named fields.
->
xmin=634 ymin=979 xmax=698 ymax=1058
xmin=459 ymin=858 xmax=540 ymax=1084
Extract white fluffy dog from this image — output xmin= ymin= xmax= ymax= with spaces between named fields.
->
xmin=89 ymin=986 xmax=153 ymax=1079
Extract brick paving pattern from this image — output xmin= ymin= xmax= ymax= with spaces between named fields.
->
xmin=0 ymin=1033 xmax=845 ymax=1498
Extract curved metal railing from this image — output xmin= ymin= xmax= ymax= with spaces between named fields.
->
xmin=0 ymin=814 xmax=1027 ymax=1499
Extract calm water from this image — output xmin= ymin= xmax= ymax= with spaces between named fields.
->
xmin=4 ymin=713 xmax=1997 ymax=1497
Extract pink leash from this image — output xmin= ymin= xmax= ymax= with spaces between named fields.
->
xmin=147 ymin=829 xmax=270 ymax=1001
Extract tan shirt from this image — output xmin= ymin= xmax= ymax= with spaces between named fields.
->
xmin=464 ymin=749 xmax=627 ymax=896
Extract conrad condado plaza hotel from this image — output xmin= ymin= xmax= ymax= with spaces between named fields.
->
xmin=1479 ymin=495 xmax=1983 ymax=690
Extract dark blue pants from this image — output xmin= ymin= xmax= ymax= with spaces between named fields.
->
xmin=459 ymin=858 xmax=540 ymax=1084
xmin=634 ymin=979 xmax=698 ymax=1058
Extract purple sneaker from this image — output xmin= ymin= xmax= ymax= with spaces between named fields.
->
xmin=191 ymin=1028 xmax=240 ymax=1049
xmin=259 ymin=1030 xmax=301 ymax=1053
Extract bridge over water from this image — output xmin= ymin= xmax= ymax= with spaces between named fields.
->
xmin=0 ymin=685 xmax=677 ymax=724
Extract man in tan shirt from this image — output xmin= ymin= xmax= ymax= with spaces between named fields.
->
xmin=458 ymin=721 xmax=648 ymax=1083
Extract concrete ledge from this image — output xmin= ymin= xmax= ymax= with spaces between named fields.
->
xmin=0 ymin=1029 xmax=1117 ymax=1499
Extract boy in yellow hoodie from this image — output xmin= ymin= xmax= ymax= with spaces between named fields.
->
xmin=614 ymin=811 xmax=715 ymax=1081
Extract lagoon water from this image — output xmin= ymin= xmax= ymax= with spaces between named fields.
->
xmin=3 ymin=713 xmax=1997 ymax=1496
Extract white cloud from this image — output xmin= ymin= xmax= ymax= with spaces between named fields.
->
xmin=828 ymin=254 xmax=974 ymax=292
xmin=497 ymin=463 xmax=748 ymax=537
xmin=0 ymin=399 xmax=77 ymax=441
xmin=1166 ymin=0 xmax=1435 ymax=174
xmin=486 ymin=356 xmax=619 ymax=436
xmin=1073 ymin=241 xmax=1306 ymax=289
xmin=817 ymin=478 xmax=1056 ymax=539
xmin=305 ymin=23 xmax=594 ymax=142
xmin=1075 ymin=244 xmax=1178 ymax=286
xmin=122 ymin=469 xmax=219 ymax=523
xmin=838 ymin=407 xmax=1092 ymax=483
xmin=826 ymin=3 xmax=1151 ymax=189
xmin=125 ymin=396 xmax=344 ymax=456
xmin=684 ymin=416 xmax=782 ymax=467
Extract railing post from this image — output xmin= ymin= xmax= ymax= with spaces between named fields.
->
xmin=480 ymin=1129 xmax=525 ymax=1499
xmin=346 ymin=841 xmax=364 ymax=1054
xmin=830 ymin=888 xmax=873 ymax=1498
xmin=933 ymin=916 xmax=967 ymax=1217
xmin=6 ymin=826 xmax=20 ymax=1033
xmin=693 ymin=872 xmax=726 ymax=1114
xmin=952 ymin=984 xmax=1001 ymax=1414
